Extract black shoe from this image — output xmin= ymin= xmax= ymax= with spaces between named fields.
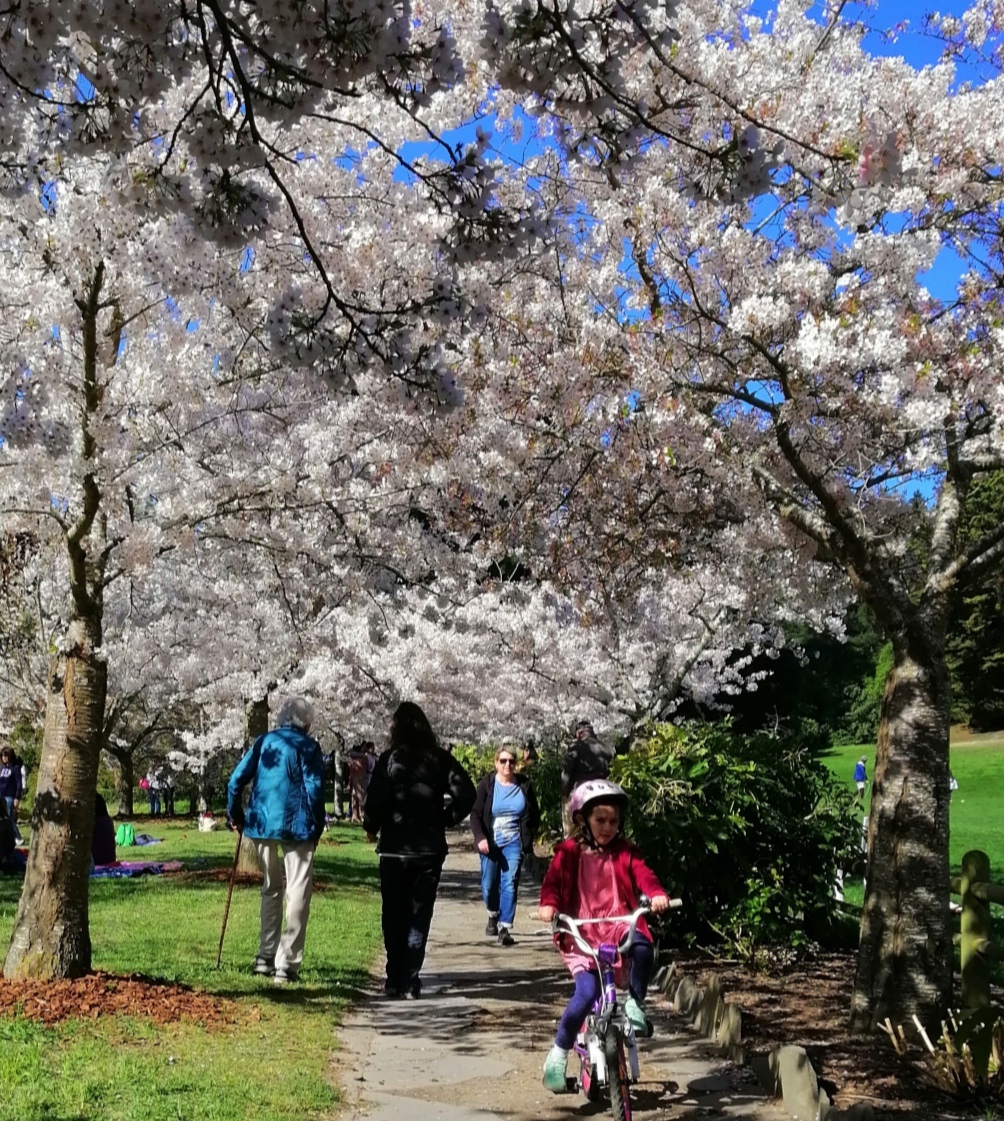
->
xmin=405 ymin=984 xmax=421 ymax=1000
xmin=498 ymin=927 xmax=515 ymax=947
xmin=485 ymin=915 xmax=499 ymax=937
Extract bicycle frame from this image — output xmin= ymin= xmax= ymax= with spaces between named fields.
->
xmin=552 ymin=897 xmax=682 ymax=1113
xmin=553 ymin=904 xmax=651 ymax=1094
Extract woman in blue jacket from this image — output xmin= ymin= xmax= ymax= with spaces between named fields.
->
xmin=227 ymin=697 xmax=325 ymax=984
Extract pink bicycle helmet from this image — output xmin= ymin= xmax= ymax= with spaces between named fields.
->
xmin=568 ymin=779 xmax=628 ymax=818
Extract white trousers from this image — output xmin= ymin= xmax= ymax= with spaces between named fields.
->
xmin=255 ymin=839 xmax=315 ymax=973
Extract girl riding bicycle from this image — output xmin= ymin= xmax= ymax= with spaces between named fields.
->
xmin=538 ymin=779 xmax=671 ymax=1092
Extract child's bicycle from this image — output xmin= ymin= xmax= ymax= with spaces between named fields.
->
xmin=552 ymin=896 xmax=682 ymax=1121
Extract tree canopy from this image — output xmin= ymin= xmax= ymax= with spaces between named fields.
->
xmin=2 ymin=0 xmax=1004 ymax=1031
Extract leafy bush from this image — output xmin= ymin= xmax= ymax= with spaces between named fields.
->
xmin=610 ymin=722 xmax=860 ymax=957
xmin=527 ymin=744 xmax=564 ymax=839
xmin=450 ymin=743 xmax=496 ymax=783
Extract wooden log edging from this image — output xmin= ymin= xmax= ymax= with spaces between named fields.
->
xmin=656 ymin=963 xmax=875 ymax=1121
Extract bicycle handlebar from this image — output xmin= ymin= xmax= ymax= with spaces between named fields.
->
xmin=552 ymin=897 xmax=682 ymax=958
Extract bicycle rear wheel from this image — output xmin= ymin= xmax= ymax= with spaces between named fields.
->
xmin=604 ymin=1028 xmax=632 ymax=1121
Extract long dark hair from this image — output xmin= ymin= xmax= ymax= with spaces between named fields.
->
xmin=389 ymin=701 xmax=439 ymax=754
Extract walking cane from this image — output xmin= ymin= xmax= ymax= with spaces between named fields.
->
xmin=215 ymin=826 xmax=244 ymax=969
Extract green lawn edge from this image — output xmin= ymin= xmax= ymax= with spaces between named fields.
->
xmin=0 ymin=820 xmax=383 ymax=1121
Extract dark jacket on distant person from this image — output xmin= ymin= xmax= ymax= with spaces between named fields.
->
xmin=560 ymin=733 xmax=616 ymax=797
xmin=0 ymin=799 xmax=14 ymax=866
xmin=92 ymin=795 xmax=117 ymax=866
xmin=364 ymin=745 xmax=476 ymax=858
xmin=0 ymin=759 xmax=23 ymax=801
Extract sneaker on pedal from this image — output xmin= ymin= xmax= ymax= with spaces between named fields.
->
xmin=542 ymin=1045 xmax=569 ymax=1092
xmin=624 ymin=995 xmax=648 ymax=1033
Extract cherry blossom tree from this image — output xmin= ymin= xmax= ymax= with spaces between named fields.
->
xmin=457 ymin=2 xmax=1004 ymax=1030
xmin=5 ymin=0 xmax=997 ymax=1030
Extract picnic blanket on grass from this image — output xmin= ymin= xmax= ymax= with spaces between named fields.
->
xmin=91 ymin=860 xmax=183 ymax=879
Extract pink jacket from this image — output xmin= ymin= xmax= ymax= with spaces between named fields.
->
xmin=540 ymin=836 xmax=666 ymax=944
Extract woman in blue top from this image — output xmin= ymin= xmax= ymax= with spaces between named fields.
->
xmin=470 ymin=746 xmax=540 ymax=946
xmin=227 ymin=697 xmax=325 ymax=985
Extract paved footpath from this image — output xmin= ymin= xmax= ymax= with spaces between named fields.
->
xmin=336 ymin=837 xmax=788 ymax=1121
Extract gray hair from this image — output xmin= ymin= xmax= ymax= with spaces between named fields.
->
xmin=276 ymin=696 xmax=315 ymax=731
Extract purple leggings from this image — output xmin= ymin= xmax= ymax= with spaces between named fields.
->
xmin=554 ymin=937 xmax=654 ymax=1049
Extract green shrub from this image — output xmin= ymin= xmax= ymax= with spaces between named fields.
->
xmin=527 ymin=744 xmax=564 ymax=839
xmin=450 ymin=742 xmax=496 ymax=782
xmin=611 ymin=722 xmax=860 ymax=958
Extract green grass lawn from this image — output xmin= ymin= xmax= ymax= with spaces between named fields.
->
xmin=0 ymin=819 xmax=382 ymax=1121
xmin=824 ymin=739 xmax=1004 ymax=874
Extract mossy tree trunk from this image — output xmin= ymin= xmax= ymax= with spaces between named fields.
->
xmin=4 ymin=264 xmax=112 ymax=979
xmin=850 ymin=626 xmax=952 ymax=1032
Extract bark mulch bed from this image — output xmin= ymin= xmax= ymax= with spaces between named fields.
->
xmin=176 ymin=868 xmax=336 ymax=891
xmin=676 ymin=952 xmax=988 ymax=1119
xmin=0 ymin=972 xmax=248 ymax=1029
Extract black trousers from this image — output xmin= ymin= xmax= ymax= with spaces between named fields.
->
xmin=379 ymin=854 xmax=444 ymax=993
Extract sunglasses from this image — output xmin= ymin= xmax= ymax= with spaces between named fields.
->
xmin=497 ymin=757 xmax=516 ymax=766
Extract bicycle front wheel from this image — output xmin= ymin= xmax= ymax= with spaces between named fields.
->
xmin=604 ymin=1028 xmax=632 ymax=1121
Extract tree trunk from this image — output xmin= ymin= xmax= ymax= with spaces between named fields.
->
xmin=4 ymin=639 xmax=107 ymax=978
xmin=237 ymin=695 xmax=270 ymax=875
xmin=117 ymin=755 xmax=135 ymax=817
xmin=850 ymin=635 xmax=952 ymax=1032
xmin=237 ymin=834 xmax=262 ymax=878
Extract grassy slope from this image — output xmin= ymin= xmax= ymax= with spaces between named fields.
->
xmin=824 ymin=739 xmax=1004 ymax=873
xmin=0 ymin=821 xmax=382 ymax=1121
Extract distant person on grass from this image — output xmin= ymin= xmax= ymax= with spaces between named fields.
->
xmin=144 ymin=768 xmax=162 ymax=816
xmin=470 ymin=744 xmax=540 ymax=947
xmin=347 ymin=741 xmax=372 ymax=823
xmin=227 ymin=696 xmax=326 ymax=985
xmin=853 ymin=756 xmax=867 ymax=798
xmin=364 ymin=701 xmax=476 ymax=999
xmin=0 ymin=796 xmax=15 ymax=870
xmin=92 ymin=794 xmax=117 ymax=867
xmin=0 ymin=745 xmax=24 ymax=842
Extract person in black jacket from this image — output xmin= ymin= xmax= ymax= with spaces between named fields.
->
xmin=0 ymin=746 xmax=23 ymax=843
xmin=469 ymin=745 xmax=540 ymax=947
xmin=560 ymin=720 xmax=616 ymax=835
xmin=364 ymin=701 xmax=476 ymax=999
xmin=0 ymin=795 xmax=15 ymax=871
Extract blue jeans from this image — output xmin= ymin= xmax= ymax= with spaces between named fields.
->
xmin=479 ymin=837 xmax=523 ymax=927
xmin=149 ymin=791 xmax=161 ymax=815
